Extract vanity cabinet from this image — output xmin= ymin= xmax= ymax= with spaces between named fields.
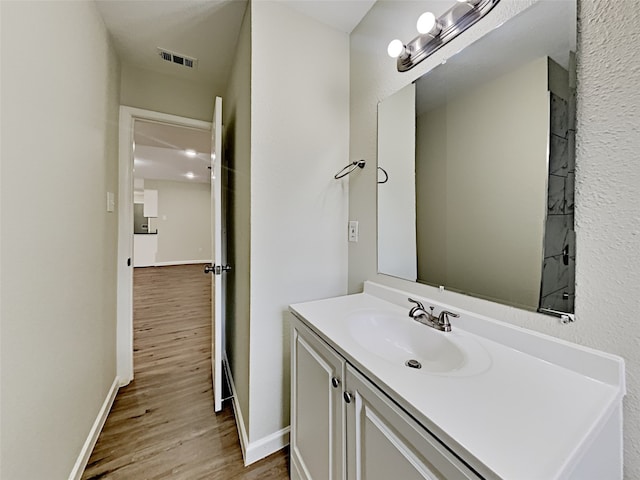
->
xmin=291 ymin=318 xmax=346 ymax=480
xmin=345 ymin=365 xmax=480 ymax=480
xmin=291 ymin=316 xmax=481 ymax=480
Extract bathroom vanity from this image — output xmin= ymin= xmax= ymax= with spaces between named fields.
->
xmin=289 ymin=282 xmax=625 ymax=480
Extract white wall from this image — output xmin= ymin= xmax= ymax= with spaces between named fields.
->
xmin=377 ymin=83 xmax=417 ymax=281
xmin=0 ymin=1 xmax=120 ymax=478
xmin=249 ymin=0 xmax=349 ymax=446
xmin=120 ymin=63 xmax=215 ymax=122
xmin=146 ymin=180 xmax=211 ymax=264
xmin=349 ymin=0 xmax=640 ymax=477
xmin=576 ymin=2 xmax=640 ymax=475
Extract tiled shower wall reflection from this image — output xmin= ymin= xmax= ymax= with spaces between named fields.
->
xmin=540 ymin=82 xmax=576 ymax=312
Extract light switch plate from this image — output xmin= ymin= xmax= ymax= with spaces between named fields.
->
xmin=106 ymin=192 xmax=115 ymax=213
xmin=348 ymin=220 xmax=359 ymax=242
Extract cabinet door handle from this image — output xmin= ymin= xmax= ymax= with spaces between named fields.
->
xmin=343 ymin=391 xmax=353 ymax=404
xmin=331 ymin=377 xmax=341 ymax=388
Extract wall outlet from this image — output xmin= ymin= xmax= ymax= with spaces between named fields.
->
xmin=348 ymin=220 xmax=359 ymax=242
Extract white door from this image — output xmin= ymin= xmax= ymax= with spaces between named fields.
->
xmin=210 ymin=96 xmax=225 ymax=412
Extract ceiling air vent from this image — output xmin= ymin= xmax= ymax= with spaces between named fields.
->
xmin=157 ymin=48 xmax=198 ymax=70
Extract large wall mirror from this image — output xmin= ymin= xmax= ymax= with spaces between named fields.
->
xmin=377 ymin=0 xmax=576 ymax=317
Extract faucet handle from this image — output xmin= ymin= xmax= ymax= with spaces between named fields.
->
xmin=408 ymin=298 xmax=429 ymax=319
xmin=408 ymin=298 xmax=425 ymax=310
xmin=438 ymin=310 xmax=459 ymax=326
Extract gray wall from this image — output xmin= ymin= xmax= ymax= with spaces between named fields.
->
xmin=120 ymin=63 xmax=215 ymax=122
xmin=349 ymin=0 xmax=640 ymax=477
xmin=146 ymin=180 xmax=212 ymax=264
xmin=223 ymin=0 xmax=252 ymax=441
xmin=0 ymin=1 xmax=121 ymax=477
xmin=416 ymin=57 xmax=548 ymax=309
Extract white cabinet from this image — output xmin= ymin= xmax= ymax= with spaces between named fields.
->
xmin=291 ymin=318 xmax=346 ymax=480
xmin=291 ymin=315 xmax=481 ymax=480
xmin=345 ymin=366 xmax=480 ymax=480
xmin=133 ymin=234 xmax=157 ymax=267
xmin=143 ymin=189 xmax=158 ymax=218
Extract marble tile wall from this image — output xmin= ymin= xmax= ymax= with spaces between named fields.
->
xmin=540 ymin=92 xmax=576 ymax=312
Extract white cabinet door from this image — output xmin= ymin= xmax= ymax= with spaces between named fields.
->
xmin=345 ymin=365 xmax=481 ymax=480
xmin=143 ymin=189 xmax=158 ymax=218
xmin=291 ymin=316 xmax=346 ymax=480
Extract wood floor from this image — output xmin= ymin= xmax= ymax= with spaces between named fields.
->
xmin=82 ymin=264 xmax=289 ymax=480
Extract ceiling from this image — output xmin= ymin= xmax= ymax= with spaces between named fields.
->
xmin=96 ymin=0 xmax=375 ymax=92
xmin=134 ymin=121 xmax=211 ymax=184
xmin=280 ymin=0 xmax=376 ymax=34
xmin=98 ymin=0 xmax=376 ymax=184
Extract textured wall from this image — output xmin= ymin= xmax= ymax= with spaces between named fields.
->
xmin=576 ymin=1 xmax=640 ymax=475
xmin=350 ymin=0 xmax=640 ymax=477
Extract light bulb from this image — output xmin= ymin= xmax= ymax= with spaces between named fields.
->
xmin=417 ymin=12 xmax=441 ymax=35
xmin=387 ymin=39 xmax=405 ymax=58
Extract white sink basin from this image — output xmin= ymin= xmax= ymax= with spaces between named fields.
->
xmin=346 ymin=310 xmax=491 ymax=376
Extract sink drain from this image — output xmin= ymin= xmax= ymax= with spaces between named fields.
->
xmin=405 ymin=359 xmax=422 ymax=369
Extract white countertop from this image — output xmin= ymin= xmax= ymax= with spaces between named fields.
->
xmin=290 ymin=283 xmax=625 ymax=480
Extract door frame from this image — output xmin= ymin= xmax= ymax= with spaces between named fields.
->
xmin=116 ymin=106 xmax=211 ymax=384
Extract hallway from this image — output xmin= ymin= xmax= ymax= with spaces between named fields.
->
xmin=82 ymin=264 xmax=289 ymax=479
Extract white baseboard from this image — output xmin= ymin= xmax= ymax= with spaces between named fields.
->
xmin=223 ymin=355 xmax=250 ymax=461
xmin=223 ymin=355 xmax=290 ymax=467
xmin=68 ymin=377 xmax=120 ymax=480
xmin=245 ymin=425 xmax=290 ymax=466
xmin=153 ymin=259 xmax=211 ymax=267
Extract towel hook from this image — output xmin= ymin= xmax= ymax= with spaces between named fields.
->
xmin=377 ymin=166 xmax=389 ymax=184
xmin=334 ymin=160 xmax=366 ymax=179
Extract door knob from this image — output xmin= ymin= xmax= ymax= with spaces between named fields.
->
xmin=343 ymin=391 xmax=353 ymax=404
xmin=331 ymin=377 xmax=341 ymax=388
xmin=204 ymin=264 xmax=232 ymax=275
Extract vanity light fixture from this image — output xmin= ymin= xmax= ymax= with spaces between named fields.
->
xmin=416 ymin=12 xmax=441 ymax=36
xmin=387 ymin=0 xmax=500 ymax=72
xmin=387 ymin=39 xmax=407 ymax=59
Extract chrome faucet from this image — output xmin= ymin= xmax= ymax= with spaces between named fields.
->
xmin=408 ymin=298 xmax=459 ymax=332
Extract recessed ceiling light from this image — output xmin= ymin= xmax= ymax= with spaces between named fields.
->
xmin=185 ymin=172 xmax=196 ymax=179
xmin=185 ymin=149 xmax=197 ymax=157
